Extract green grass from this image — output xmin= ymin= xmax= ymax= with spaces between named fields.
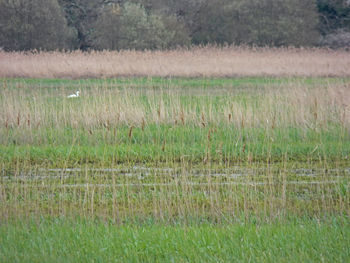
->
xmin=1 ymin=125 xmax=350 ymax=167
xmin=1 ymin=77 xmax=350 ymax=261
xmin=2 ymin=77 xmax=350 ymax=166
xmin=1 ymin=217 xmax=349 ymax=263
xmin=3 ymin=76 xmax=349 ymax=89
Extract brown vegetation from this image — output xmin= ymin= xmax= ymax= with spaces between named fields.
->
xmin=1 ymin=83 xmax=349 ymax=137
xmin=1 ymin=47 xmax=350 ymax=79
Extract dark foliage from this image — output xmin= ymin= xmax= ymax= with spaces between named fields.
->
xmin=0 ymin=0 xmax=349 ymax=50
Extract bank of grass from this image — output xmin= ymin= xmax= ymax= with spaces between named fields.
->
xmin=1 ymin=126 xmax=350 ymax=167
xmin=3 ymin=76 xmax=349 ymax=88
xmin=1 ymin=217 xmax=349 ymax=263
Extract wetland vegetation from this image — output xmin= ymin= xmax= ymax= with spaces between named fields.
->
xmin=1 ymin=76 xmax=350 ymax=262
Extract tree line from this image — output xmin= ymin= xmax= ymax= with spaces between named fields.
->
xmin=0 ymin=0 xmax=349 ymax=51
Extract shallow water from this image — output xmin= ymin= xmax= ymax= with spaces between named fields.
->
xmin=2 ymin=165 xmax=349 ymax=187
xmin=1 ymin=164 xmax=349 ymax=220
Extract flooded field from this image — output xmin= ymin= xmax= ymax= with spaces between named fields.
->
xmin=1 ymin=77 xmax=349 ymax=222
xmin=3 ymin=165 xmax=350 ymax=186
xmin=1 ymin=163 xmax=349 ymax=223
xmin=1 ymin=77 xmax=350 ymax=261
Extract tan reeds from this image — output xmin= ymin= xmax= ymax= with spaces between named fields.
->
xmin=1 ymin=46 xmax=350 ymax=78
xmin=1 ymin=82 xmax=349 ymax=142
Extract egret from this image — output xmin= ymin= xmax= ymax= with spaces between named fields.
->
xmin=67 ymin=91 xmax=80 ymax=98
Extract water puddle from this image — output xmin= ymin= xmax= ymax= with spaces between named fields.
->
xmin=1 ymin=165 xmax=349 ymax=187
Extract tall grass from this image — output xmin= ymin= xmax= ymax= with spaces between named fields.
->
xmin=1 ymin=79 xmax=349 ymax=165
xmin=0 ymin=78 xmax=349 ymax=223
xmin=0 ymin=81 xmax=349 ymax=169
xmin=1 ymin=80 xmax=349 ymax=132
xmin=1 ymin=46 xmax=350 ymax=78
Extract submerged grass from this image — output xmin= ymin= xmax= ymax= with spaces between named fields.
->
xmin=2 ymin=163 xmax=349 ymax=223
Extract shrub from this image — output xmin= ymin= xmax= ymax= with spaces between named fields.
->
xmin=191 ymin=0 xmax=320 ymax=47
xmin=0 ymin=0 xmax=76 ymax=51
xmin=92 ymin=3 xmax=190 ymax=50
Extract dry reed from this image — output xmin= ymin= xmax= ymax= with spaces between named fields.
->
xmin=1 ymin=83 xmax=349 ymax=135
xmin=1 ymin=46 xmax=350 ymax=78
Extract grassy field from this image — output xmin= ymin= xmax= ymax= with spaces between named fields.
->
xmin=1 ymin=217 xmax=349 ymax=263
xmin=1 ymin=76 xmax=350 ymax=262
xmin=1 ymin=77 xmax=350 ymax=166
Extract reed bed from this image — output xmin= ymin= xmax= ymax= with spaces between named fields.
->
xmin=1 ymin=73 xmax=350 ymax=260
xmin=1 ymin=46 xmax=350 ymax=79
xmin=1 ymin=79 xmax=350 ymax=166
xmin=1 ymin=78 xmax=349 ymax=224
xmin=1 ymin=80 xmax=349 ymax=131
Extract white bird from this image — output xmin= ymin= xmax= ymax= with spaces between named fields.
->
xmin=67 ymin=91 xmax=80 ymax=98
